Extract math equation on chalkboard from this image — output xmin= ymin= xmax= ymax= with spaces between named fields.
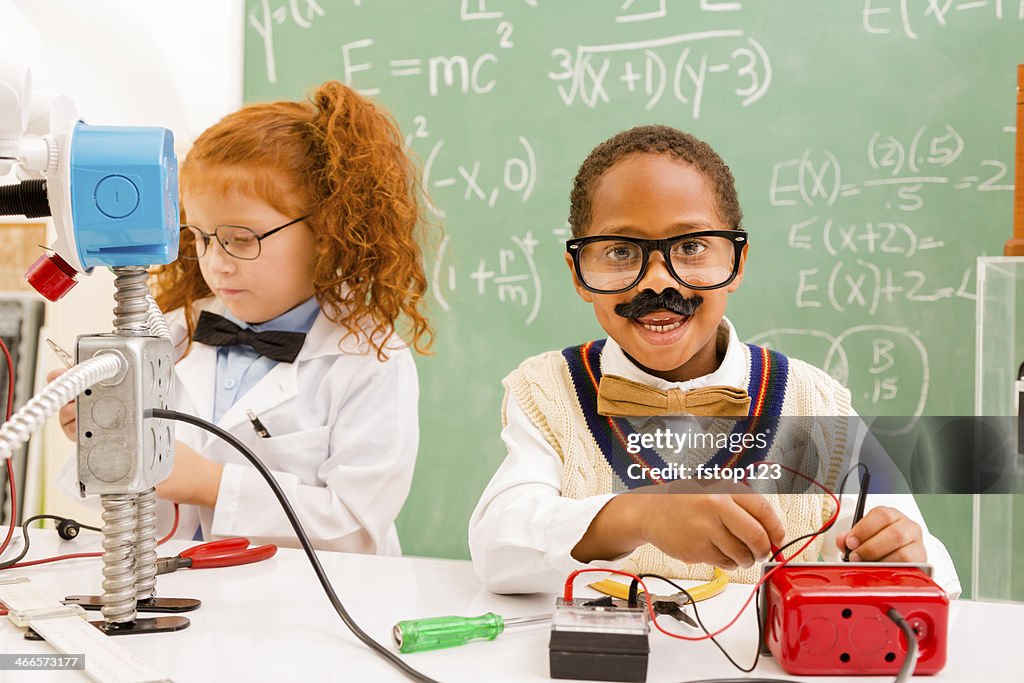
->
xmin=243 ymin=0 xmax=1021 ymax=418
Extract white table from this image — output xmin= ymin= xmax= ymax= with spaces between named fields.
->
xmin=0 ymin=533 xmax=1020 ymax=682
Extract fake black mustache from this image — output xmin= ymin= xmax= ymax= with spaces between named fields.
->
xmin=614 ymin=289 xmax=704 ymax=320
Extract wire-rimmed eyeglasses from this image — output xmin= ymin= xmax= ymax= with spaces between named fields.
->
xmin=179 ymin=215 xmax=310 ymax=261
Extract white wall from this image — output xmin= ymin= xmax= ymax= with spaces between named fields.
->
xmin=0 ymin=0 xmax=244 ymax=522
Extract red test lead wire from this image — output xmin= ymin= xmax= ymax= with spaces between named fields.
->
xmin=645 ymin=463 xmax=842 ymax=643
xmin=0 ymin=337 xmax=17 ymax=558
xmin=563 ymin=567 xmax=653 ymax=603
xmin=563 ymin=463 xmax=842 ymax=644
xmin=0 ymin=498 xmax=179 ymax=617
xmin=0 ymin=333 xmax=181 ymax=568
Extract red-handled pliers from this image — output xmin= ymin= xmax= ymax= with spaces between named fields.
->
xmin=155 ymin=537 xmax=277 ymax=575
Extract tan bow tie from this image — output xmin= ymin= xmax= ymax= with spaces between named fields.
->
xmin=596 ymin=374 xmax=751 ymax=418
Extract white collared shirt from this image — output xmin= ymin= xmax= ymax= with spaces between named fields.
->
xmin=468 ymin=319 xmax=961 ymax=596
xmin=211 ymin=296 xmax=321 ymax=424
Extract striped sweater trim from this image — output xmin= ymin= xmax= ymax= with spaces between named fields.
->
xmin=561 ymin=339 xmax=670 ymax=486
xmin=562 ymin=340 xmax=790 ymax=488
xmin=706 ymin=344 xmax=789 ymax=469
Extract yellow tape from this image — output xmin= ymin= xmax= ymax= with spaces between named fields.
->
xmin=587 ymin=567 xmax=729 ymax=603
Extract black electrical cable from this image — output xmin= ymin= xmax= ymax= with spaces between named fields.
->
xmin=627 ymin=464 xmax=869 ymax=680
xmin=769 ymin=462 xmax=868 ymax=562
xmin=0 ymin=514 xmax=101 ymax=570
xmin=631 ymin=573 xmax=777 ymax=679
xmin=761 ymin=463 xmax=923 ymax=683
xmin=887 ymin=608 xmax=918 ymax=683
xmin=148 ymin=408 xmax=440 ymax=683
xmin=0 ymin=179 xmax=51 ymax=218
xmin=650 ymin=594 xmax=917 ymax=683
xmin=637 ymin=463 xmax=912 ymax=683
xmin=642 ymin=572 xmax=916 ymax=683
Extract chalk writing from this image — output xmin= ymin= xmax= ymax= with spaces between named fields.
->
xmin=769 ymin=126 xmax=1012 ymax=210
xmin=616 ymin=0 xmax=743 ymax=23
xmin=412 ymin=128 xmax=537 ymax=218
xmin=247 ymin=0 xmax=331 ymax=84
xmin=431 ymin=232 xmax=543 ymax=325
xmin=749 ymin=326 xmax=929 ymax=432
xmin=863 ymin=0 xmax=1024 ymax=39
xmin=341 ymin=39 xmax=500 ymax=97
xmin=548 ymin=30 xmax=770 ymax=116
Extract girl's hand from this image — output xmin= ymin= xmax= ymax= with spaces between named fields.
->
xmin=46 ymin=369 xmax=221 ymax=509
xmin=836 ymin=506 xmax=926 ymax=563
xmin=46 ymin=368 xmax=77 ymax=441
xmin=155 ymin=441 xmax=224 ymax=509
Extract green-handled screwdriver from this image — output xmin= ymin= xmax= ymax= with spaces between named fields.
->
xmin=393 ymin=612 xmax=550 ymax=653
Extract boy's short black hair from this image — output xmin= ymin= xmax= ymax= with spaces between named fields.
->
xmin=568 ymin=124 xmax=743 ymax=236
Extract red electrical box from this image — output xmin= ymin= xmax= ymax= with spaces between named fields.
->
xmin=760 ymin=563 xmax=948 ymax=676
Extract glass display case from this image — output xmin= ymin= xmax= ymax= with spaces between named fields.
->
xmin=973 ymin=256 xmax=1024 ymax=602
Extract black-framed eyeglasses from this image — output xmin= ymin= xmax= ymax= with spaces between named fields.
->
xmin=178 ymin=215 xmax=310 ymax=261
xmin=566 ymin=229 xmax=748 ymax=294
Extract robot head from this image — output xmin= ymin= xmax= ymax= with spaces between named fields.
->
xmin=1 ymin=62 xmax=179 ymax=301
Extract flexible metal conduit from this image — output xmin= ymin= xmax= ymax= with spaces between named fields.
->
xmin=0 ymin=353 xmax=124 ymax=460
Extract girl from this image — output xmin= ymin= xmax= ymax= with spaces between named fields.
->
xmin=58 ymin=80 xmax=432 ymax=554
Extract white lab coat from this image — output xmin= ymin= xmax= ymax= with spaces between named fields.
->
xmin=61 ymin=297 xmax=419 ymax=555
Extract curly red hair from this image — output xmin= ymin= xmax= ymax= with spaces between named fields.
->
xmin=151 ymin=81 xmax=433 ymax=359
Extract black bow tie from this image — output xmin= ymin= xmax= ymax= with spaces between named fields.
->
xmin=193 ymin=311 xmax=306 ymax=363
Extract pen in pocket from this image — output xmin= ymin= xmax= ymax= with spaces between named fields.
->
xmin=246 ymin=409 xmax=272 ymax=438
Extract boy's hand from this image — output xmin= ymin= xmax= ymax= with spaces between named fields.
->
xmin=573 ymin=485 xmax=786 ymax=571
xmin=46 ymin=368 xmax=77 ymax=441
xmin=836 ymin=506 xmax=926 ymax=563
xmin=639 ymin=491 xmax=786 ymax=570
xmin=155 ymin=441 xmax=224 ymax=509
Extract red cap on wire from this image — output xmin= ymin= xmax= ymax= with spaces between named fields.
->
xmin=25 ymin=252 xmax=78 ymax=301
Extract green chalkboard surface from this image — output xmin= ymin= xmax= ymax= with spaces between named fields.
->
xmin=243 ymin=1 xmax=1020 ymax=564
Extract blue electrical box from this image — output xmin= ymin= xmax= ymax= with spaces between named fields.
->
xmin=69 ymin=122 xmax=178 ymax=269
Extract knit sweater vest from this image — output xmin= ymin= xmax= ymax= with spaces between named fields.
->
xmin=502 ymin=338 xmax=853 ymax=583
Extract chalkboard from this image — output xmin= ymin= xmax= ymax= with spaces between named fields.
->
xmin=242 ymin=1 xmax=1020 ymax=561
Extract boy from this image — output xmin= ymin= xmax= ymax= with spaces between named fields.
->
xmin=469 ymin=125 xmax=960 ymax=597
